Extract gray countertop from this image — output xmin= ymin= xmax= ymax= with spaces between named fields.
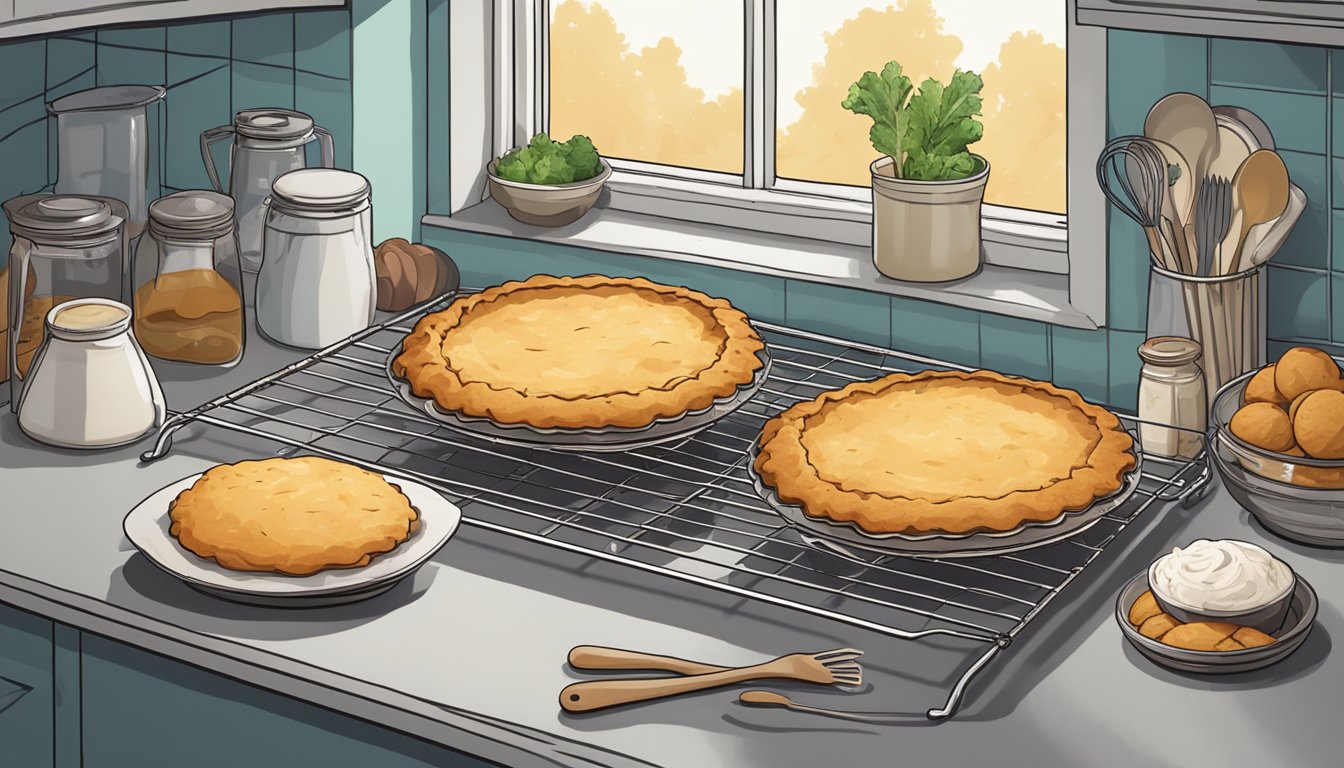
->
xmin=2 ymin=329 xmax=1343 ymax=768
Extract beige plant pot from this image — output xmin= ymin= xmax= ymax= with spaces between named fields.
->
xmin=486 ymin=159 xmax=612 ymax=227
xmin=870 ymin=154 xmax=990 ymax=282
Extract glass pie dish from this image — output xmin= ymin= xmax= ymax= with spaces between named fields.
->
xmin=1211 ymin=369 xmax=1344 ymax=490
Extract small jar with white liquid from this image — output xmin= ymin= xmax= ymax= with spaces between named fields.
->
xmin=1137 ymin=336 xmax=1206 ymax=460
xmin=17 ymin=298 xmax=166 ymax=448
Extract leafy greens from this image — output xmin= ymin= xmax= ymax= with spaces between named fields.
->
xmin=841 ymin=62 xmax=985 ymax=181
xmin=496 ymin=133 xmax=604 ymax=185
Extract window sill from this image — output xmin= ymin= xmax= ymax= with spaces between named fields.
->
xmin=421 ymin=201 xmax=1099 ymax=330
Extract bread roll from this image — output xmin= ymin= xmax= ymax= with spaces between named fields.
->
xmin=1294 ymin=389 xmax=1344 ymax=459
xmin=1244 ymin=364 xmax=1287 ymax=406
xmin=1230 ymin=402 xmax=1297 ymax=453
xmin=1275 ymin=347 xmax=1344 ymax=402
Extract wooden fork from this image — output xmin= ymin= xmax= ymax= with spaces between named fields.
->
xmin=559 ymin=647 xmax=863 ymax=713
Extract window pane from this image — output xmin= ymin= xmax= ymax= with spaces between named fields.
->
xmin=549 ymin=0 xmax=745 ymax=174
xmin=775 ymin=0 xmax=1066 ymax=214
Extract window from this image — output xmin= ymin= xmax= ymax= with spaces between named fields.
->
xmin=442 ymin=1 xmax=1108 ymax=326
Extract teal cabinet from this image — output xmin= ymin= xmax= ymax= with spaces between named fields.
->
xmin=80 ymin=634 xmax=494 ymax=768
xmin=0 ymin=603 xmax=54 ymax=768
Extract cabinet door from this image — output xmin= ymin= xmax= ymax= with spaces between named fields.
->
xmin=81 ymin=635 xmax=494 ymax=768
xmin=0 ymin=602 xmax=54 ymax=768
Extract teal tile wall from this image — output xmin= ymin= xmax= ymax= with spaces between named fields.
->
xmin=1104 ymin=31 xmax=1344 ymax=403
xmin=0 ymin=8 xmax=354 ymax=267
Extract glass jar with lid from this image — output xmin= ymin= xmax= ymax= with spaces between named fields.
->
xmin=1138 ymin=336 xmax=1207 ymax=460
xmin=255 ymin=168 xmax=375 ymax=349
xmin=201 ymin=109 xmax=335 ymax=272
xmin=3 ymin=194 xmax=128 ymax=408
xmin=132 ymin=191 xmax=245 ymax=366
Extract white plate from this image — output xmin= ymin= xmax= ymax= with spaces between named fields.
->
xmin=749 ymin=440 xmax=1143 ymax=559
xmin=384 ymin=346 xmax=772 ymax=452
xmin=123 ymin=471 xmax=461 ymax=606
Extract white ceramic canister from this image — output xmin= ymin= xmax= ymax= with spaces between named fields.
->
xmin=16 ymin=298 xmax=166 ymax=448
xmin=1137 ymin=336 xmax=1206 ymax=460
xmin=255 ymin=169 xmax=375 ymax=349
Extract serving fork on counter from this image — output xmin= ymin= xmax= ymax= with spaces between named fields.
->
xmin=559 ymin=645 xmax=863 ymax=713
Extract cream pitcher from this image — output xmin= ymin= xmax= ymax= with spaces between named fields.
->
xmin=200 ymin=109 xmax=334 ymax=272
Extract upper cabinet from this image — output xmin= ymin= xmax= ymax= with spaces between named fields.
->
xmin=1077 ymin=0 xmax=1344 ymax=46
xmin=0 ymin=0 xmax=342 ymax=40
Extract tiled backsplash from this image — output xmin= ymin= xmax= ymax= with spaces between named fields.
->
xmin=2 ymin=9 xmax=1337 ymax=413
xmin=1108 ymin=30 xmax=1343 ymax=366
xmin=0 ymin=6 xmax=353 ymax=266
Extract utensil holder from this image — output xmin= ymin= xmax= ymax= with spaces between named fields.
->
xmin=1150 ymin=263 xmax=1263 ymax=411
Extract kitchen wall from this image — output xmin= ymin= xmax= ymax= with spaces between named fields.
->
xmin=0 ymin=6 xmax=354 ymax=268
xmin=1 ymin=4 xmax=1338 ymax=413
xmin=1108 ymin=30 xmax=1344 ymax=365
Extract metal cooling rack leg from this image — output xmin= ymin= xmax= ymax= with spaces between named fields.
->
xmin=140 ymin=412 xmax=194 ymax=462
xmin=926 ymin=637 xmax=1009 ymax=720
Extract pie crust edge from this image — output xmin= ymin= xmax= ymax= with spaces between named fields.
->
xmin=392 ymin=274 xmax=766 ymax=429
xmin=754 ymin=370 xmax=1137 ymax=535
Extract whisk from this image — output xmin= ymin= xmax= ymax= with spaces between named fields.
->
xmin=1096 ymin=136 xmax=1180 ymax=271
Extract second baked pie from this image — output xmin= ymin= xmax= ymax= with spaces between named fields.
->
xmin=392 ymin=274 xmax=765 ymax=429
xmin=755 ymin=370 xmax=1137 ymax=536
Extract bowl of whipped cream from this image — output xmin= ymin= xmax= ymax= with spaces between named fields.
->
xmin=1147 ymin=538 xmax=1296 ymax=633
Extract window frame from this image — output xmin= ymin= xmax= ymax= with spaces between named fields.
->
xmin=444 ymin=0 xmax=1109 ymax=327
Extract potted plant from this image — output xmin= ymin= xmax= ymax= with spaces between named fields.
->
xmin=486 ymin=133 xmax=612 ymax=227
xmin=842 ymin=62 xmax=989 ymax=282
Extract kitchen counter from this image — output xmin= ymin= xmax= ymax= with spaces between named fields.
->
xmin=2 ymin=330 xmax=1343 ymax=768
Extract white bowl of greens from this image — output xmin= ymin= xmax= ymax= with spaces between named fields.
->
xmin=487 ymin=133 xmax=612 ymax=227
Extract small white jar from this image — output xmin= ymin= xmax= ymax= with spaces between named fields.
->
xmin=255 ymin=168 xmax=375 ymax=349
xmin=1137 ymin=336 xmax=1206 ymax=460
xmin=16 ymin=298 xmax=166 ymax=448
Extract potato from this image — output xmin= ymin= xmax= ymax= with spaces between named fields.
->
xmin=1244 ymin=364 xmax=1287 ymax=406
xmin=1293 ymin=389 xmax=1344 ymax=459
xmin=1274 ymin=347 xmax=1344 ymax=402
xmin=1289 ymin=390 xmax=1314 ymax=422
xmin=1230 ymin=402 xmax=1298 ymax=453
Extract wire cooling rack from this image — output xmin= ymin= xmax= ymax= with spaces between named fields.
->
xmin=142 ymin=294 xmax=1212 ymax=719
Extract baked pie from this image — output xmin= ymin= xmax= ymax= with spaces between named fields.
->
xmin=392 ymin=274 xmax=765 ymax=429
xmin=755 ymin=370 xmax=1136 ymax=536
xmin=169 ymin=457 xmax=420 ymax=576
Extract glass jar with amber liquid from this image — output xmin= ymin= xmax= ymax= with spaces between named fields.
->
xmin=132 ymin=192 xmax=245 ymax=366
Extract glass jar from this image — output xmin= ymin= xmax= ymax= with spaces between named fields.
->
xmin=132 ymin=191 xmax=245 ymax=366
xmin=201 ymin=109 xmax=335 ymax=272
xmin=256 ymin=169 xmax=375 ymax=349
xmin=1138 ymin=336 xmax=1207 ymax=460
xmin=4 ymin=194 xmax=128 ymax=409
xmin=50 ymin=85 xmax=166 ymax=240
xmin=16 ymin=298 xmax=165 ymax=448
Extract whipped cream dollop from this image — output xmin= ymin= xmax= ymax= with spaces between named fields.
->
xmin=1151 ymin=539 xmax=1293 ymax=612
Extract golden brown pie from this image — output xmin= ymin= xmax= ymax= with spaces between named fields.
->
xmin=755 ymin=370 xmax=1136 ymax=535
xmin=169 ymin=457 xmax=420 ymax=576
xmin=392 ymin=274 xmax=765 ymax=429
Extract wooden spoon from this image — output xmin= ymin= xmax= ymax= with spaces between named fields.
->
xmin=1220 ymin=149 xmax=1290 ymax=276
xmin=1145 ymin=92 xmax=1219 ymax=227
